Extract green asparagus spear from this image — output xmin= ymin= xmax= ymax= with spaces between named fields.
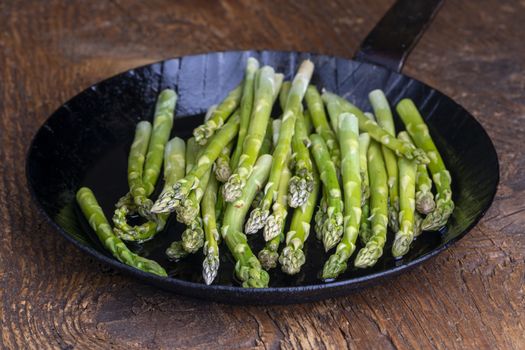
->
xmin=76 ymin=187 xmax=167 ymax=276
xmin=369 ymin=90 xmax=399 ymax=232
xmin=221 ymin=155 xmax=273 ymax=288
xmin=392 ymin=131 xmax=418 ymax=257
xmin=230 ymin=58 xmax=260 ymax=168
xmin=288 ymin=112 xmax=314 ymax=208
xmin=193 ymin=83 xmax=242 ymax=145
xmin=416 ymin=163 xmax=436 ymax=215
xmin=396 ymin=99 xmax=454 ymax=230
xmin=141 ymin=89 xmax=178 ymax=200
xmin=303 ymin=109 xmax=314 ymax=134
xmin=202 ymin=175 xmax=221 ymax=284
xmin=358 ymin=133 xmax=372 ymax=244
xmin=259 ymin=120 xmax=273 ymax=156
xmin=322 ymin=91 xmax=429 ymax=164
xmin=175 ymin=169 xmax=211 ymax=225
xmin=305 ymin=85 xmax=341 ymax=166
xmin=322 ymin=113 xmax=361 ymax=279
xmin=214 ymin=141 xmax=233 ymax=183
xmin=310 ymin=134 xmax=344 ymax=251
xmin=314 ymin=189 xmax=328 ymax=240
xmin=127 ymin=121 xmax=152 ymax=210
xmin=259 ymin=161 xmax=292 ymax=269
xmin=223 ymin=67 xmax=280 ymax=202
xmin=185 ymin=137 xmax=199 ymax=173
xmin=279 ymin=166 xmax=320 ymax=275
xmin=279 ymin=81 xmax=291 ymax=110
xmin=354 ymin=140 xmax=388 ymax=268
xmin=151 ymin=113 xmax=240 ymax=213
xmin=245 ymin=60 xmax=314 ymax=234
xmin=114 ymin=137 xmax=186 ymax=242
xmin=166 ymin=241 xmax=189 ymax=261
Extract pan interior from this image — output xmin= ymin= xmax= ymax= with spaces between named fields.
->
xmin=27 ymin=51 xmax=498 ymax=289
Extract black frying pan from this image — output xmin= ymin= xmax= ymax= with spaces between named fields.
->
xmin=26 ymin=0 xmax=499 ymax=304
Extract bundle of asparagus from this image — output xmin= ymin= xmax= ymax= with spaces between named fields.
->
xmin=76 ymin=59 xmax=454 ymax=287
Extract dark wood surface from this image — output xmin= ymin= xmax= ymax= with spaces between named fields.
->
xmin=1 ymin=0 xmax=524 ymax=348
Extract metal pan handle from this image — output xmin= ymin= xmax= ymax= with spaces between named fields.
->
xmin=354 ymin=0 xmax=443 ymax=72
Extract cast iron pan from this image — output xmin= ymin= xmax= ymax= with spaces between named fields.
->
xmin=26 ymin=0 xmax=499 ymax=304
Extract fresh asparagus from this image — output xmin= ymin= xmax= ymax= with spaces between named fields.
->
xmin=245 ymin=60 xmax=314 ymax=234
xmin=358 ymin=133 xmax=372 ymax=244
xmin=396 ymin=99 xmax=454 ymax=230
xmin=126 ymin=121 xmax=152 ymax=209
xmin=202 ymin=175 xmax=221 ymax=284
xmin=322 ymin=113 xmax=361 ymax=279
xmin=259 ymin=161 xmax=292 ymax=269
xmin=279 ymin=81 xmax=291 ymax=110
xmin=193 ymin=83 xmax=242 ymax=145
xmin=279 ymin=166 xmax=320 ymax=275
xmin=303 ymin=109 xmax=314 ymax=134
xmin=223 ymin=67 xmax=280 ymax=202
xmin=392 ymin=131 xmax=418 ymax=257
xmin=354 ymin=140 xmax=388 ymax=268
xmin=310 ymin=134 xmax=344 ymax=251
xmin=416 ymin=163 xmax=436 ymax=215
xmin=305 ymin=85 xmax=341 ymax=166
xmin=141 ymin=89 xmax=178 ymax=202
xmin=185 ymin=137 xmax=200 ymax=174
xmin=314 ymin=189 xmax=328 ymax=240
xmin=166 ymin=241 xmax=189 ymax=261
xmin=369 ymin=90 xmax=399 ymax=232
xmin=151 ymin=113 xmax=240 ymax=213
xmin=76 ymin=187 xmax=167 ymax=276
xmin=214 ymin=141 xmax=233 ymax=182
xmin=114 ymin=137 xmax=186 ymax=242
xmin=322 ymin=91 xmax=429 ymax=164
xmin=288 ymin=112 xmax=314 ymax=208
xmin=175 ymin=169 xmax=211 ymax=225
xmin=181 ymin=217 xmax=205 ymax=253
xmin=259 ymin=120 xmax=273 ymax=156
xmin=221 ymin=155 xmax=273 ymax=288
xmin=230 ymin=58 xmax=260 ymax=169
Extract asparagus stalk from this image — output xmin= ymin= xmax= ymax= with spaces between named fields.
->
xmin=230 ymin=58 xmax=260 ymax=168
xmin=193 ymin=83 xmax=242 ymax=145
xmin=354 ymin=140 xmax=388 ymax=268
xmin=76 ymin=187 xmax=167 ymax=276
xmin=279 ymin=81 xmax=291 ymax=110
xmin=214 ymin=141 xmax=233 ymax=183
xmin=127 ymin=121 xmax=152 ymax=210
xmin=303 ymin=109 xmax=314 ymax=134
xmin=392 ymin=131 xmax=418 ymax=257
xmin=288 ymin=112 xmax=314 ymax=208
xmin=141 ymin=89 xmax=178 ymax=200
xmin=151 ymin=113 xmax=240 ymax=213
xmin=185 ymin=137 xmax=200 ymax=174
xmin=358 ymin=133 xmax=372 ymax=244
xmin=416 ymin=163 xmax=436 ymax=214
xmin=259 ymin=161 xmax=292 ymax=269
xmin=259 ymin=120 xmax=273 ymax=156
xmin=369 ymin=90 xmax=399 ymax=232
xmin=175 ymin=169 xmax=211 ymax=225
xmin=245 ymin=60 xmax=314 ymax=234
xmin=305 ymin=85 xmax=341 ymax=166
xmin=114 ymin=137 xmax=186 ymax=242
xmin=322 ymin=113 xmax=361 ymax=279
xmin=222 ymin=67 xmax=280 ymax=202
xmin=279 ymin=166 xmax=320 ymax=275
xmin=310 ymin=134 xmax=344 ymax=251
xmin=314 ymin=189 xmax=328 ymax=240
xmin=203 ymin=104 xmax=218 ymax=122
xmin=202 ymin=175 xmax=221 ymax=284
xmin=322 ymin=91 xmax=429 ymax=164
xmin=221 ymin=155 xmax=273 ymax=288
xmin=396 ymin=99 xmax=454 ymax=230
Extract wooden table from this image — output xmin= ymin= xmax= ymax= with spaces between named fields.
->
xmin=1 ymin=0 xmax=524 ymax=348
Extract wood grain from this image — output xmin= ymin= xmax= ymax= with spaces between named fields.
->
xmin=1 ymin=0 xmax=524 ymax=348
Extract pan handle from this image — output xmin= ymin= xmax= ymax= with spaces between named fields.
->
xmin=354 ymin=0 xmax=443 ymax=72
